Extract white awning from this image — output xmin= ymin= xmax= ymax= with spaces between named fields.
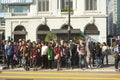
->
xmin=1 ymin=0 xmax=33 ymax=4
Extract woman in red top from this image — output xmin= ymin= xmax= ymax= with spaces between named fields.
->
xmin=54 ymin=42 xmax=62 ymax=71
xmin=31 ymin=42 xmax=38 ymax=71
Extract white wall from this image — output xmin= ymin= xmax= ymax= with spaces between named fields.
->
xmin=5 ymin=0 xmax=107 ymax=43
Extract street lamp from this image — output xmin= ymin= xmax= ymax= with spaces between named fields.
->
xmin=68 ymin=0 xmax=71 ymax=42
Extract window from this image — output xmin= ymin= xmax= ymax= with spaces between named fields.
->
xmin=0 ymin=4 xmax=7 ymax=12
xmin=61 ymin=0 xmax=73 ymax=12
xmin=0 ymin=18 xmax=5 ymax=26
xmin=85 ymin=0 xmax=97 ymax=10
xmin=9 ymin=5 xmax=30 ymax=16
xmin=38 ymin=0 xmax=49 ymax=11
xmin=10 ymin=5 xmax=30 ymax=13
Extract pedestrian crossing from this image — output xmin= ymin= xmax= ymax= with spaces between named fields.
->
xmin=0 ymin=71 xmax=120 ymax=80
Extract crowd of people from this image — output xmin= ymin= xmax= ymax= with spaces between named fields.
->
xmin=0 ymin=37 xmax=120 ymax=71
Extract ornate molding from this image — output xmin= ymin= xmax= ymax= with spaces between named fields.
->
xmin=41 ymin=17 xmax=47 ymax=25
xmin=89 ymin=16 xmax=95 ymax=24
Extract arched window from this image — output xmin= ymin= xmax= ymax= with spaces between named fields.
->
xmin=84 ymin=24 xmax=99 ymax=35
xmin=13 ymin=25 xmax=27 ymax=42
xmin=37 ymin=24 xmax=50 ymax=41
xmin=14 ymin=25 xmax=26 ymax=31
xmin=37 ymin=24 xmax=50 ymax=31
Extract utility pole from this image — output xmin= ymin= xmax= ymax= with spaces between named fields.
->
xmin=68 ymin=0 xmax=71 ymax=42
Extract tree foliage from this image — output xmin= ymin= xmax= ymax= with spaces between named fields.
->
xmin=75 ymin=34 xmax=85 ymax=43
xmin=45 ymin=33 xmax=57 ymax=42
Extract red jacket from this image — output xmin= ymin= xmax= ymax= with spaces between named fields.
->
xmin=31 ymin=48 xmax=37 ymax=62
xmin=54 ymin=46 xmax=62 ymax=60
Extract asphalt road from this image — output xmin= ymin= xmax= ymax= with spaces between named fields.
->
xmin=0 ymin=71 xmax=120 ymax=80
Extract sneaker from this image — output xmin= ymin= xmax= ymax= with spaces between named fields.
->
xmin=88 ymin=65 xmax=92 ymax=69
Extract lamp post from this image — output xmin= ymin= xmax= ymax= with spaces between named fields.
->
xmin=68 ymin=0 xmax=71 ymax=42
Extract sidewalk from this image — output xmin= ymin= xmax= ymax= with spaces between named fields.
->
xmin=0 ymin=55 xmax=117 ymax=72
xmin=0 ymin=65 xmax=116 ymax=72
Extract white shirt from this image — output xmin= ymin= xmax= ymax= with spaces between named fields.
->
xmin=102 ymin=45 xmax=108 ymax=52
xmin=114 ymin=45 xmax=119 ymax=53
xmin=41 ymin=45 xmax=48 ymax=56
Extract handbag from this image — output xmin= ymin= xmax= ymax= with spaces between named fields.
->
xmin=21 ymin=57 xmax=26 ymax=65
xmin=113 ymin=52 xmax=120 ymax=59
xmin=54 ymin=54 xmax=59 ymax=60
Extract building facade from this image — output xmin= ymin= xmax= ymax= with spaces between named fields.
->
xmin=108 ymin=0 xmax=120 ymax=37
xmin=0 ymin=0 xmax=107 ymax=43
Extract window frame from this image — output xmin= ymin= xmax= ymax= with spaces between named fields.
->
xmin=85 ymin=0 xmax=97 ymax=11
xmin=38 ymin=0 xmax=49 ymax=12
xmin=61 ymin=0 xmax=73 ymax=12
xmin=9 ymin=5 xmax=30 ymax=13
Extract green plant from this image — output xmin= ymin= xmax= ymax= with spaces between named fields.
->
xmin=75 ymin=34 xmax=85 ymax=43
xmin=61 ymin=8 xmax=73 ymax=12
xmin=45 ymin=33 xmax=57 ymax=42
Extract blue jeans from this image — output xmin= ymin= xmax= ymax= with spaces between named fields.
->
xmin=65 ymin=56 xmax=71 ymax=68
xmin=118 ymin=61 xmax=120 ymax=69
xmin=95 ymin=55 xmax=102 ymax=67
xmin=102 ymin=51 xmax=108 ymax=65
xmin=79 ymin=55 xmax=87 ymax=68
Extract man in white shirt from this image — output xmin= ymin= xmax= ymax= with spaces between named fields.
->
xmin=41 ymin=41 xmax=48 ymax=69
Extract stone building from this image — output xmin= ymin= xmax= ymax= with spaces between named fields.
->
xmin=0 ymin=0 xmax=107 ymax=43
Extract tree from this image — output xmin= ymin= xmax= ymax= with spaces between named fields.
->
xmin=45 ymin=33 xmax=57 ymax=42
xmin=76 ymin=34 xmax=85 ymax=43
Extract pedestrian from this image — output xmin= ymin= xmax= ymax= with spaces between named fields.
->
xmin=102 ymin=42 xmax=108 ymax=66
xmin=86 ymin=37 xmax=94 ymax=69
xmin=41 ymin=41 xmax=48 ymax=69
xmin=18 ymin=41 xmax=22 ymax=67
xmin=54 ymin=42 xmax=62 ymax=71
xmin=31 ymin=41 xmax=38 ymax=71
xmin=63 ymin=41 xmax=71 ymax=69
xmin=24 ymin=40 xmax=31 ymax=71
xmin=5 ymin=41 xmax=14 ymax=69
xmin=36 ymin=42 xmax=41 ymax=67
xmin=113 ymin=41 xmax=120 ymax=71
xmin=70 ymin=40 xmax=77 ymax=68
xmin=95 ymin=42 xmax=102 ymax=68
xmin=13 ymin=42 xmax=19 ymax=67
xmin=20 ymin=40 xmax=26 ymax=68
xmin=47 ymin=42 xmax=54 ymax=69
xmin=77 ymin=40 xmax=87 ymax=69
